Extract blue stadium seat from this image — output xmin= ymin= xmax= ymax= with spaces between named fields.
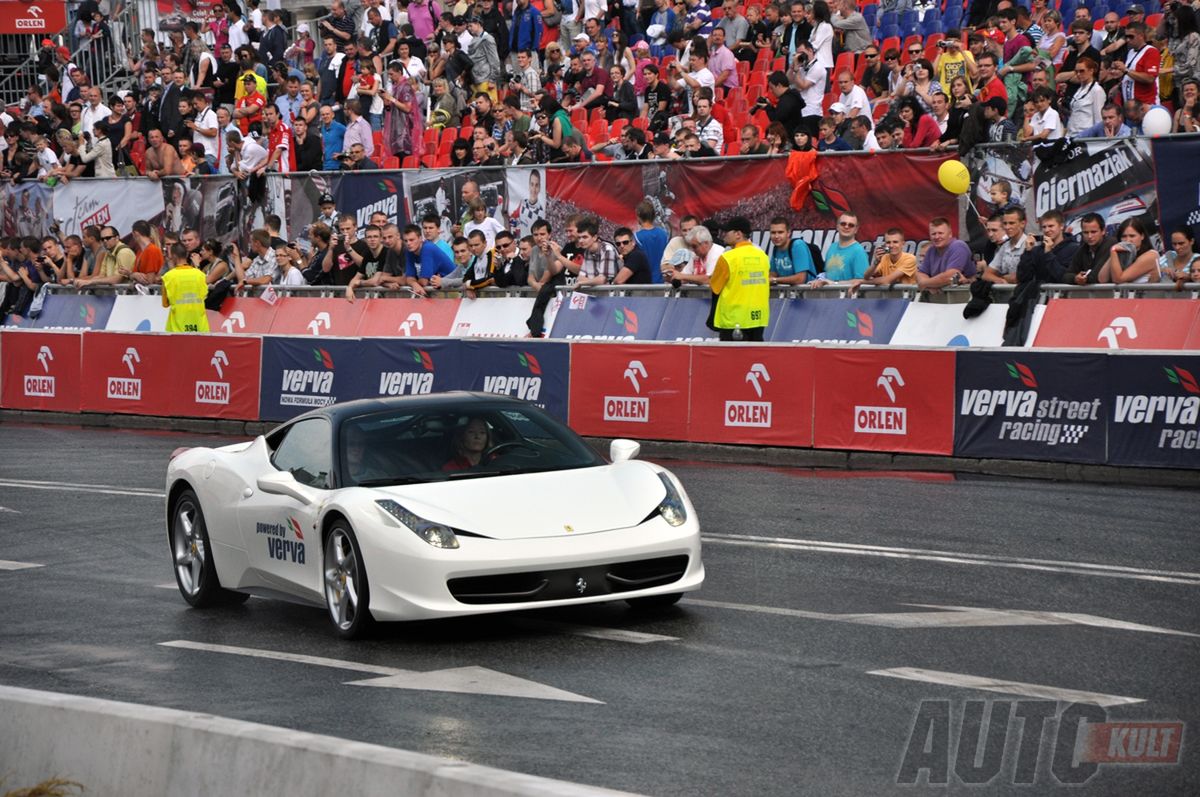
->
xmin=880 ymin=23 xmax=901 ymax=40
xmin=899 ymin=9 xmax=919 ymax=28
xmin=878 ymin=10 xmax=899 ymax=31
xmin=922 ymin=17 xmax=944 ymax=36
xmin=1109 ymin=0 xmax=1129 ymax=14
xmin=1059 ymin=0 xmax=1076 ymax=19
xmin=943 ymin=6 xmax=962 ymax=28
xmin=1142 ymin=0 xmax=1160 ymax=13
xmin=863 ymin=4 xmax=878 ymax=28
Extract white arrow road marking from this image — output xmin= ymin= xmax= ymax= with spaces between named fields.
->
xmin=159 ymin=640 xmax=601 ymax=704
xmin=513 ymin=619 xmax=679 ymax=645
xmin=701 ymin=533 xmax=1200 ymax=586
xmin=0 ymin=505 xmax=19 ymax=514
xmin=868 ymin=668 xmax=1144 ymax=707
xmin=687 ymin=599 xmax=1199 ymax=638
xmin=0 ymin=478 xmax=164 ymax=498
xmin=0 ymin=560 xmax=43 ymax=571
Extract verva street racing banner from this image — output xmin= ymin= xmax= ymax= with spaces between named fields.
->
xmin=0 ymin=330 xmax=82 ymax=412
xmin=688 ymin=346 xmax=814 ymax=447
xmin=80 ymin=332 xmax=174 ymax=416
xmin=462 ymin=340 xmax=570 ymax=420
xmin=259 ymin=337 xmax=371 ymax=421
xmin=168 ymin=335 xmax=262 ymax=420
xmin=812 ymin=348 xmax=956 ymax=455
xmin=29 ymin=294 xmax=114 ymax=331
xmin=1107 ymin=354 xmax=1200 ymax=469
xmin=358 ymin=339 xmax=462 ymax=399
xmin=568 ymin=342 xmax=691 ymax=440
xmin=954 ymin=350 xmax=1107 ymax=463
xmin=1033 ymin=299 xmax=1200 ymax=350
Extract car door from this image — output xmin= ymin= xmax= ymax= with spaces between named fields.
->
xmin=237 ymin=417 xmax=331 ymax=601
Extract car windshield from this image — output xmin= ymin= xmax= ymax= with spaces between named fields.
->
xmin=340 ymin=404 xmax=605 ymax=487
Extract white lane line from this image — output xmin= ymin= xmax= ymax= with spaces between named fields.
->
xmin=155 ymin=582 xmax=178 ymax=589
xmin=702 ymin=533 xmax=1200 ymax=586
xmin=158 ymin=640 xmax=601 ymax=703
xmin=0 ymin=506 xmax=20 ymax=514
xmin=0 ymin=479 xmax=164 ymax=498
xmin=868 ymin=667 xmax=1145 ymax=707
xmin=514 ymin=619 xmax=679 ymax=644
xmin=0 ymin=560 xmax=44 ymax=571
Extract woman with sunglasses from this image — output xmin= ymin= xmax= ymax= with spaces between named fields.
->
xmin=531 ymin=95 xmax=573 ymax=159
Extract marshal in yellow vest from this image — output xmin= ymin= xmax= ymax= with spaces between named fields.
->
xmin=712 ymin=242 xmax=770 ymax=331
xmin=162 ymin=265 xmax=210 ymax=333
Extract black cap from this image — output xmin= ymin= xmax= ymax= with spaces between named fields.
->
xmin=318 ymin=192 xmax=335 ymax=206
xmin=653 ymin=131 xmax=672 ymax=146
xmin=467 ymin=15 xmax=482 ymax=24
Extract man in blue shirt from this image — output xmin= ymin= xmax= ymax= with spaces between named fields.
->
xmin=401 ymin=225 xmax=457 ymax=286
xmin=917 ymin=217 xmax=977 ymax=290
xmin=813 ymin=213 xmax=869 ymax=284
xmin=318 ymin=104 xmax=346 ymax=171
xmin=633 ymin=200 xmax=668 ymax=283
xmin=767 ymin=217 xmax=818 ymax=284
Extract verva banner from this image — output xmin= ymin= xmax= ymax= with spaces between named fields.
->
xmin=355 ymin=298 xmax=461 ymax=337
xmin=1107 ymin=354 xmax=1200 ymax=469
xmin=689 ymin=346 xmax=814 ymax=447
xmin=1033 ymin=299 xmax=1200 ymax=350
xmin=80 ymin=332 xmax=174 ymax=416
xmin=770 ymin=298 xmax=909 ymax=345
xmin=568 ymin=343 xmax=692 ymax=440
xmin=462 ymin=340 xmax=571 ymax=420
xmin=266 ymin=297 xmax=366 ymax=337
xmin=168 ymin=335 xmax=262 ymax=420
xmin=208 ymin=297 xmax=279 ymax=335
xmin=258 ymin=337 xmax=372 ymax=421
xmin=549 ymin=293 xmax=670 ymax=340
xmin=32 ymin=294 xmax=114 ymax=330
xmin=954 ymin=350 xmax=1108 ymax=463
xmin=358 ymin=339 xmax=462 ymax=399
xmin=0 ymin=330 xmax=82 ymax=412
xmin=812 ymin=348 xmax=956 ymax=455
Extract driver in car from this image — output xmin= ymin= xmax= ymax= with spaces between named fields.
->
xmin=442 ymin=417 xmax=493 ymax=472
xmin=344 ymin=426 xmax=393 ymax=484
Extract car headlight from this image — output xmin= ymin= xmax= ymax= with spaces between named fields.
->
xmin=375 ymin=499 xmax=460 ymax=549
xmin=656 ymin=472 xmax=688 ymax=527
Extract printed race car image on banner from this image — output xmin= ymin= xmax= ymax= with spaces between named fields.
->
xmin=1033 ymin=138 xmax=1157 ymax=242
xmin=405 ymin=168 xmax=506 ymax=242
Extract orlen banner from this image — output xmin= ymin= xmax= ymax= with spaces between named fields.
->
xmin=359 ymin=339 xmax=462 ymax=399
xmin=0 ymin=330 xmax=82 ymax=412
xmin=1033 ymin=299 xmax=1200 ymax=350
xmin=1107 ymin=354 xmax=1200 ymax=469
xmin=462 ymin=340 xmax=570 ymax=421
xmin=770 ymin=299 xmax=908 ymax=344
xmin=208 ymin=297 xmax=279 ymax=335
xmin=812 ymin=348 xmax=956 ymax=455
xmin=568 ymin=343 xmax=692 ymax=440
xmin=689 ymin=346 xmax=814 ymax=447
xmin=954 ymin=351 xmax=1107 ymax=463
xmin=0 ymin=1 xmax=68 ymax=34
xmin=267 ymin=298 xmax=366 ymax=337
xmin=80 ymin=332 xmax=174 ymax=416
xmin=549 ymin=294 xmax=669 ymax=340
xmin=259 ymin=337 xmax=371 ymax=421
xmin=168 ymin=335 xmax=262 ymax=420
xmin=356 ymin=298 xmax=461 ymax=337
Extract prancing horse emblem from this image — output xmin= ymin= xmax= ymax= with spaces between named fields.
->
xmin=575 ymin=577 xmax=587 ymax=594
xmin=564 ymin=524 xmax=574 ymax=532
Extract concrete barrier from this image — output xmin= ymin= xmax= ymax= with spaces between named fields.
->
xmin=0 ymin=685 xmax=639 ymax=797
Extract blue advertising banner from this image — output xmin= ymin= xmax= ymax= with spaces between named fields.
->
xmin=548 ymin=294 xmax=669 ymax=340
xmin=655 ymin=297 xmax=787 ymax=341
xmin=1151 ymin=137 xmax=1200 ymax=246
xmin=31 ymin=294 xmax=115 ymax=330
xmin=359 ymin=339 xmax=463 ymax=398
xmin=259 ymin=337 xmax=374 ymax=421
xmin=954 ymin=351 xmax=1108 ymax=463
xmin=769 ymin=298 xmax=908 ymax=344
xmin=460 ymin=340 xmax=570 ymax=420
xmin=334 ymin=173 xmax=408 ymax=231
xmin=1107 ymin=354 xmax=1200 ymax=469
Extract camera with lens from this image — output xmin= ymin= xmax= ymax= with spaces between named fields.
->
xmin=793 ymin=52 xmax=809 ymax=69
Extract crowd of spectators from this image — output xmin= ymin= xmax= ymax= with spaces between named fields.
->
xmin=1 ymin=0 xmax=1198 ymax=181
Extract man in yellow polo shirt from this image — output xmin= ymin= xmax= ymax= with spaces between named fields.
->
xmin=710 ymin=216 xmax=770 ymax=341
xmin=161 ymin=242 xmax=209 ymax=332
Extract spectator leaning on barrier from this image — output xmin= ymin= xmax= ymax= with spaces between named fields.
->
xmin=812 ymin=212 xmax=869 ymax=285
xmin=234 ymin=229 xmax=280 ymax=290
xmin=1016 ymin=210 xmax=1080 ymax=284
xmin=853 ymin=227 xmax=918 ymax=292
xmin=917 ymin=217 xmax=976 ymax=290
xmin=767 ymin=216 xmax=817 ymax=286
xmin=162 ymin=242 xmax=209 ymax=333
xmin=75 ymin=226 xmax=134 ymax=288
xmin=710 ymin=216 xmax=769 ymax=342
xmin=1066 ymin=212 xmax=1116 ymax=285
xmin=982 ymin=206 xmax=1029 ymax=285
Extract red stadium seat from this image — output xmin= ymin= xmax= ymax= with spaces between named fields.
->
xmin=632 ymin=116 xmax=649 ymax=130
xmin=570 ymin=107 xmax=587 ymax=128
xmin=834 ymin=52 xmax=855 ymax=80
xmin=423 ymin=128 xmax=439 ymax=147
xmin=611 ymin=118 xmax=629 ymax=136
xmin=873 ymin=101 xmax=890 ymax=120
xmin=460 ymin=125 xmax=474 ymax=140
xmin=399 ymin=155 xmax=417 ymax=169
xmin=772 ymin=57 xmax=786 ymax=71
xmin=736 ymin=61 xmax=749 ymax=83
xmin=435 ymin=153 xmax=451 ymax=167
xmin=822 ymin=93 xmax=835 ymax=113
xmin=725 ymin=140 xmax=740 ymax=156
xmin=437 ymin=137 xmax=453 ymax=155
xmin=589 ymin=118 xmax=608 ymax=142
xmin=881 ymin=35 xmax=901 ymax=55
xmin=589 ymin=107 xmax=606 ymax=125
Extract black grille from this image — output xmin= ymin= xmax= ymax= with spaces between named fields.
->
xmin=448 ymin=555 xmax=689 ymax=604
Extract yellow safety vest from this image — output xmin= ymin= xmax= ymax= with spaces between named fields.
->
xmin=714 ymin=243 xmax=770 ymax=330
xmin=163 ymin=266 xmax=210 ymax=333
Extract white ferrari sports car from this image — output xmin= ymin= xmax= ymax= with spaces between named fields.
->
xmin=166 ymin=393 xmax=704 ymax=637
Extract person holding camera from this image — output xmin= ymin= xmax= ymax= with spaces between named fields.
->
xmin=758 ymin=70 xmax=808 ymax=138
xmin=77 ymin=121 xmax=115 ymax=177
xmin=933 ymin=33 xmax=977 ymax=94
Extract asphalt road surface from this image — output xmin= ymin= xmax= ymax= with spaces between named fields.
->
xmin=1 ymin=423 xmax=1197 ymax=796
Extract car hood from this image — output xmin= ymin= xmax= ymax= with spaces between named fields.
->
xmin=370 ymin=461 xmax=667 ymax=539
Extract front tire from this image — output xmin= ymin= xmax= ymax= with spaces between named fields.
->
xmin=171 ymin=489 xmax=247 ymax=607
xmin=626 ymin=593 xmax=683 ymax=609
xmin=324 ymin=522 xmax=374 ymax=639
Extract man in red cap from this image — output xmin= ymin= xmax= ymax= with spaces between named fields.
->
xmin=55 ymin=45 xmax=78 ymax=100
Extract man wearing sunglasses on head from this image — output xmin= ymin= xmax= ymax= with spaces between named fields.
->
xmin=72 ymin=226 xmax=134 ymax=288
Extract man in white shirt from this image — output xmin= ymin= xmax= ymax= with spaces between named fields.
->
xmin=692 ymin=94 xmax=724 ymax=153
xmin=673 ymin=47 xmax=715 ymax=112
xmin=188 ymin=91 xmax=219 ymax=169
xmin=227 ymin=129 xmax=269 ymax=178
xmin=227 ymin=4 xmax=249 ymax=52
xmin=80 ymin=87 xmax=111 ymax=137
xmin=792 ymin=40 xmax=826 ymax=137
xmin=835 ymin=69 xmax=872 ymax=128
xmin=1029 ymin=86 xmax=1063 ymax=140
xmin=214 ymin=106 xmax=239 ymax=174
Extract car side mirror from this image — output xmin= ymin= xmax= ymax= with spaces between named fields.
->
xmin=257 ymin=471 xmax=318 ymax=505
xmin=610 ymin=439 xmax=641 ymax=462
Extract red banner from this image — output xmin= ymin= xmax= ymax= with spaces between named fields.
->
xmin=0 ymin=1 xmax=67 ymax=34
xmin=0 ymin=330 xmax=82 ymax=412
xmin=167 ymin=335 xmax=261 ymax=420
xmin=545 ymin=153 xmax=956 ymax=247
xmin=1033 ymin=299 xmax=1200 ymax=350
xmin=355 ymin=298 xmax=462 ymax=337
xmin=568 ymin=343 xmax=692 ymax=441
xmin=266 ymin=297 xmax=366 ymax=337
xmin=80 ymin=333 xmax=174 ymax=416
xmin=208 ymin=298 xmax=279 ymax=336
xmin=812 ymin=348 xmax=956 ymax=455
xmin=688 ymin=346 xmax=814 ymax=447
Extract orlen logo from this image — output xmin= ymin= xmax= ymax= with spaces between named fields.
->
xmin=726 ymin=363 xmax=772 ymax=428
xmin=398 ymin=313 xmax=424 ymax=336
xmin=379 ymin=350 xmax=436 ymax=395
xmin=195 ymin=350 xmax=231 ymax=405
xmin=14 ymin=4 xmax=47 ymax=30
xmin=307 ymin=311 xmax=332 ymax=336
xmin=107 ymin=347 xmax=142 ymax=401
xmin=847 ymin=309 xmax=875 ymax=339
xmin=854 ymin=367 xmax=906 ymax=434
xmin=1113 ymin=365 xmax=1200 ymax=451
xmin=1097 ymin=316 xmax=1138 ymax=349
xmin=603 ymin=360 xmax=649 ymax=422
xmin=24 ymin=345 xmax=56 ymax=398
xmin=614 ymin=307 xmax=638 ymax=335
xmin=280 ymin=347 xmax=336 ymax=407
xmin=482 ymin=351 xmax=542 ymax=400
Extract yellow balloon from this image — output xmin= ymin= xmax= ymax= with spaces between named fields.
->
xmin=938 ymin=159 xmax=971 ymax=195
